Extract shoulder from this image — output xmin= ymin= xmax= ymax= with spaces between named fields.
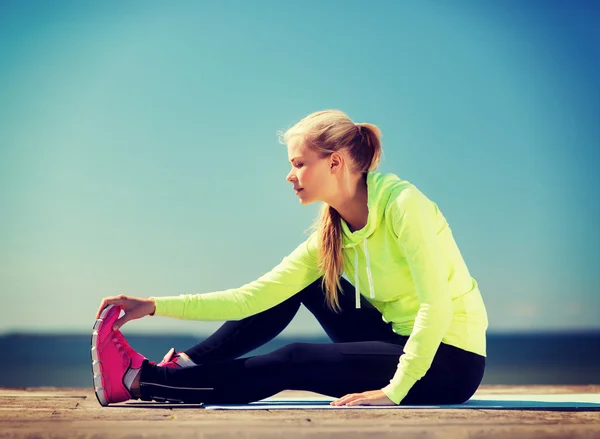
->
xmin=384 ymin=183 xmax=426 ymax=217
xmin=384 ymin=183 xmax=439 ymax=237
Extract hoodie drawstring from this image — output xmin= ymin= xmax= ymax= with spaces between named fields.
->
xmin=354 ymin=249 xmax=361 ymax=308
xmin=353 ymin=240 xmax=376 ymax=309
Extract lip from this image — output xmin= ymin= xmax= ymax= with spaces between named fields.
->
xmin=295 ymin=188 xmax=304 ymax=194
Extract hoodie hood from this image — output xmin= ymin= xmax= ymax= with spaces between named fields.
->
xmin=340 ymin=171 xmax=408 ymax=308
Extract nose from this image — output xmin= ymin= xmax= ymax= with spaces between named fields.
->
xmin=286 ymin=168 xmax=296 ymax=183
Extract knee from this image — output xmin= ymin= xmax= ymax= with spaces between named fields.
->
xmin=298 ymin=277 xmax=345 ymax=309
xmin=297 ymin=278 xmax=325 ymax=302
xmin=269 ymin=342 xmax=320 ymax=388
xmin=272 ymin=342 xmax=315 ymax=364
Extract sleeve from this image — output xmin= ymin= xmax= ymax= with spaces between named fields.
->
xmin=150 ymin=233 xmax=322 ymax=321
xmin=381 ymin=187 xmax=453 ymax=405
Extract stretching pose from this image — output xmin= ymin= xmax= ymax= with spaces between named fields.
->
xmin=92 ymin=109 xmax=488 ymax=407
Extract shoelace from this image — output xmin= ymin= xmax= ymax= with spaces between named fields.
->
xmin=112 ymin=331 xmax=136 ymax=363
xmin=161 ymin=356 xmax=181 ymax=368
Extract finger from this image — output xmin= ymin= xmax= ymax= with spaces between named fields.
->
xmin=347 ymin=398 xmax=367 ymax=406
xmin=331 ymin=394 xmax=359 ymax=406
xmin=96 ymin=296 xmax=123 ymax=319
xmin=96 ymin=298 xmax=113 ymax=319
xmin=96 ymin=300 xmax=106 ymax=319
xmin=342 ymin=396 xmax=364 ymax=406
xmin=331 ymin=395 xmax=352 ymax=405
xmin=113 ymin=314 xmax=131 ymax=331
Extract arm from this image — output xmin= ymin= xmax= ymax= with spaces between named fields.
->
xmin=381 ymin=187 xmax=453 ymax=404
xmin=151 ymin=233 xmax=322 ymax=321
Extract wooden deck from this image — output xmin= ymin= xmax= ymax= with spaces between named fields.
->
xmin=1 ymin=385 xmax=599 ymax=438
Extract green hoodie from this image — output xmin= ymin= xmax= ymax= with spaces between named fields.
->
xmin=153 ymin=171 xmax=488 ymax=404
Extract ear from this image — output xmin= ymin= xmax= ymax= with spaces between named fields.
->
xmin=329 ymin=153 xmax=343 ymax=173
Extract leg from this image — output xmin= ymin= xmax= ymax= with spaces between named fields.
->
xmin=181 ymin=289 xmax=303 ymax=363
xmin=181 ymin=277 xmax=398 ymax=364
xmin=139 ymin=340 xmax=485 ymax=405
xmin=140 ymin=340 xmax=405 ymax=404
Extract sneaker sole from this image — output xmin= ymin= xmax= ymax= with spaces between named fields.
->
xmin=91 ymin=305 xmax=117 ymax=407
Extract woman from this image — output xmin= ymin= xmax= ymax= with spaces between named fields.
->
xmin=92 ymin=109 xmax=488 ymax=407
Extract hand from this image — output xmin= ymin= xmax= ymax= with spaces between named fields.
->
xmin=330 ymin=389 xmax=397 ymax=407
xmin=96 ymin=294 xmax=156 ymax=330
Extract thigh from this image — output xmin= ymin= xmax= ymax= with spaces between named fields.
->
xmin=300 ymin=277 xmax=400 ymax=343
xmin=274 ymin=340 xmax=484 ymax=405
xmin=271 ymin=341 xmax=405 ymax=397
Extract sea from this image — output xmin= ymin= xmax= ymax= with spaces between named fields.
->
xmin=1 ymin=332 xmax=598 ymax=388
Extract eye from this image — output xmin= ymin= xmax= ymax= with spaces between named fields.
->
xmin=295 ymin=163 xmax=304 ymax=168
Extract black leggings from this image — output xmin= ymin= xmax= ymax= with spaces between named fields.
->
xmin=139 ymin=277 xmax=486 ymax=405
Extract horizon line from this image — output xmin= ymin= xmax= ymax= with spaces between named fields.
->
xmin=1 ymin=329 xmax=599 ymax=337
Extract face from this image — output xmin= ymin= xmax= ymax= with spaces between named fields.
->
xmin=286 ymin=137 xmax=334 ymax=204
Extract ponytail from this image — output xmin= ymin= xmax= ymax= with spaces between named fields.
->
xmin=315 ymin=205 xmax=344 ymax=312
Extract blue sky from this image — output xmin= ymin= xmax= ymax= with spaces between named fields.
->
xmin=0 ymin=0 xmax=598 ymax=335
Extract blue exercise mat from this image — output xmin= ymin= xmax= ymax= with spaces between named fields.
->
xmin=202 ymin=394 xmax=600 ymax=410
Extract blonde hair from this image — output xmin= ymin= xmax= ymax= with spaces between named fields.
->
xmin=279 ymin=110 xmax=383 ymax=312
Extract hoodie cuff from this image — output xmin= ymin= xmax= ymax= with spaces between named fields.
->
xmin=150 ymin=296 xmax=186 ymax=319
xmin=381 ymin=370 xmax=419 ymax=405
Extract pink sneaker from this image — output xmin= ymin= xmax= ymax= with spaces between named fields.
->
xmin=157 ymin=347 xmax=196 ymax=368
xmin=91 ymin=305 xmax=146 ymax=406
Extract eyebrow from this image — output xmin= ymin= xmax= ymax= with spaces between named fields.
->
xmin=289 ymin=156 xmax=303 ymax=163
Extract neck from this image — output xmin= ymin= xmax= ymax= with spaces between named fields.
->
xmin=328 ymin=174 xmax=368 ymax=233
